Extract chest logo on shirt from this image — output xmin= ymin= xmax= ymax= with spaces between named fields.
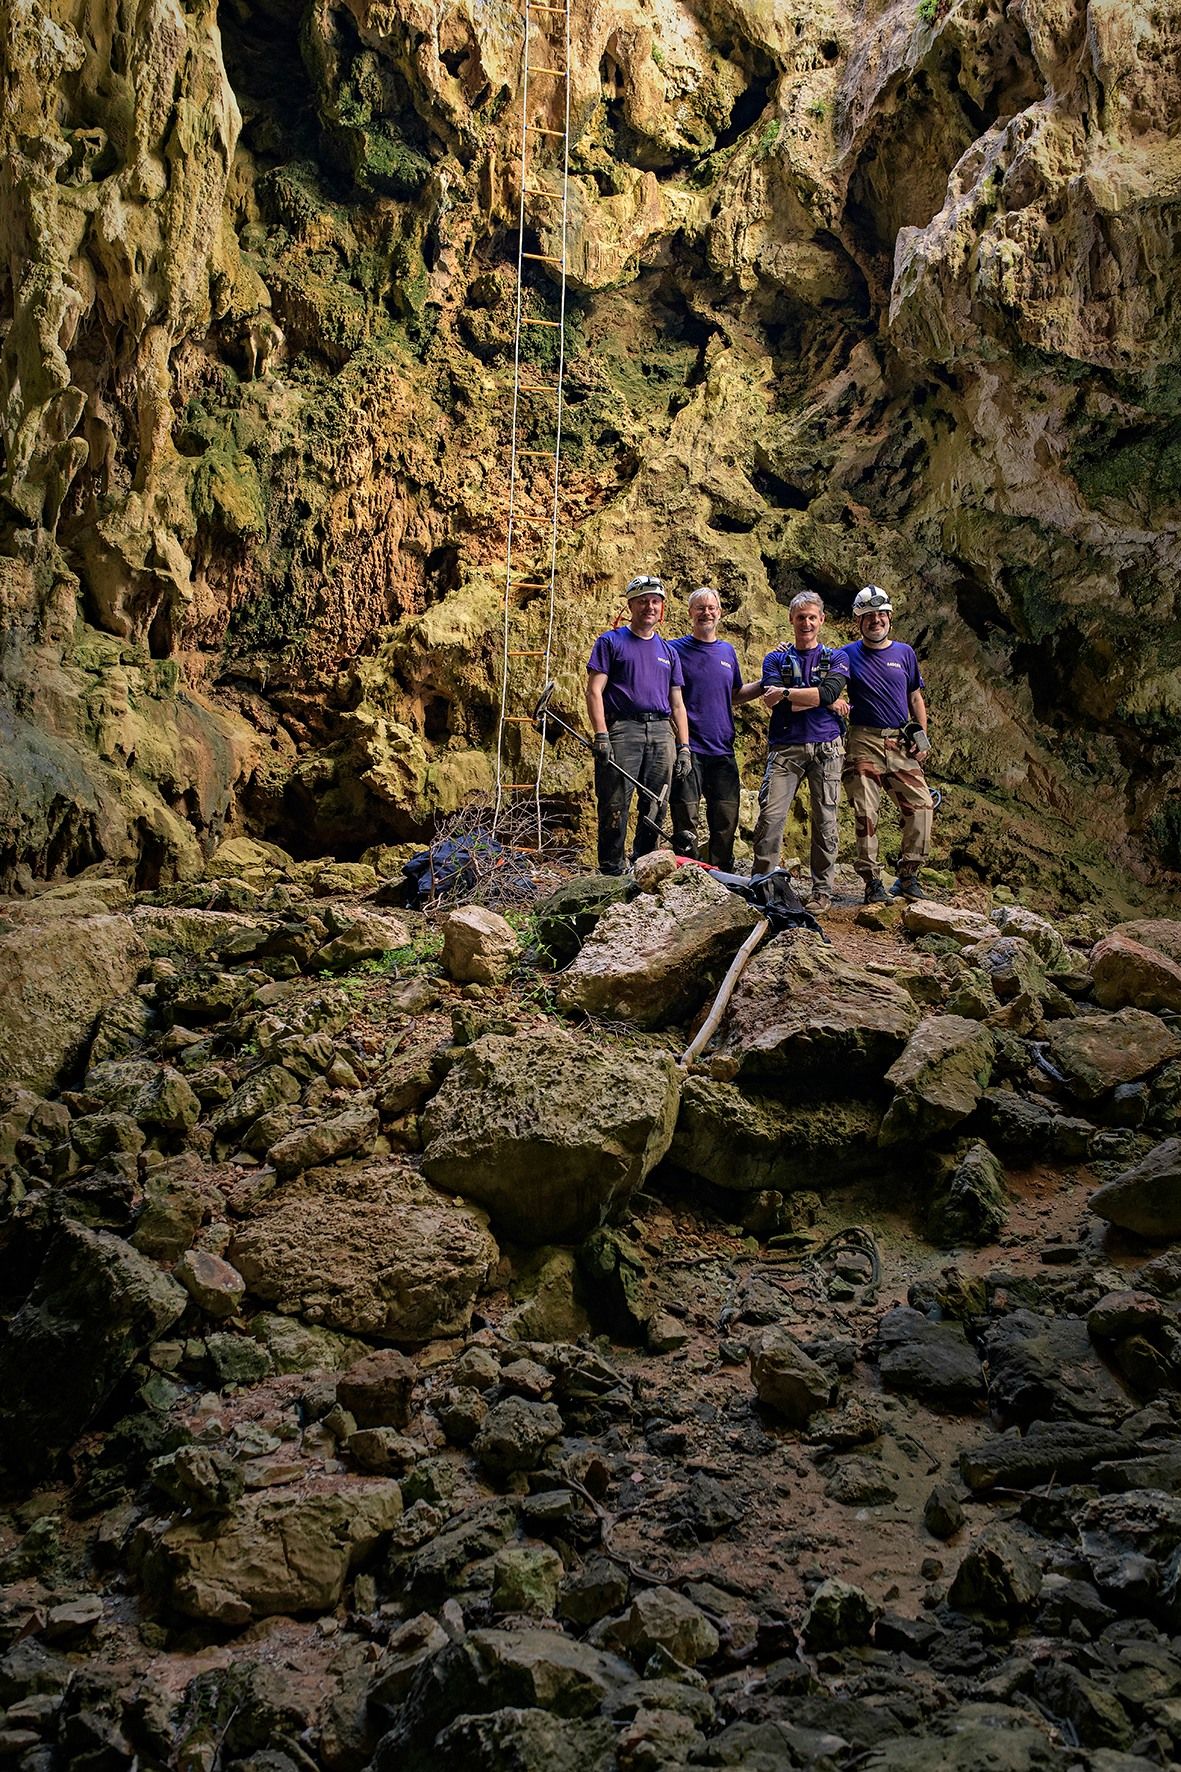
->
xmin=885 ymin=660 xmax=903 ymax=670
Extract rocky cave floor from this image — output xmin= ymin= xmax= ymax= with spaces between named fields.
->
xmin=2 ymin=841 xmax=1181 ymax=1772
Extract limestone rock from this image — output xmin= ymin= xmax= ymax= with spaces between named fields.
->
xmin=750 ymin=1327 xmax=836 ymax=1425
xmin=173 ymin=1248 xmax=246 ymax=1319
xmin=1089 ymin=932 xmax=1181 ymax=1013
xmin=879 ymin=1015 xmax=995 ymax=1146
xmin=472 ymin=1397 xmax=563 ymax=1478
xmin=228 ymin=1160 xmax=497 ymax=1342
xmin=421 ymin=1027 xmax=680 ymax=1243
xmin=372 ymin=1628 xmax=636 ymax=1769
xmin=337 ymin=1350 xmax=417 ymax=1428
xmin=130 ymin=906 xmax=261 ymax=958
xmin=712 ymin=930 xmax=919 ymax=1093
xmin=1089 ymin=1139 xmax=1181 ymax=1241
xmin=958 ymin=935 xmax=1047 ymax=1002
xmin=314 ymin=910 xmax=413 ymax=973
xmin=491 ymin=1546 xmax=564 ymax=1618
xmin=960 ymin=1421 xmax=1140 ymax=1496
xmin=948 ymin=1525 xmax=1043 ymax=1618
xmin=129 ymin=1152 xmax=211 ymax=1261
xmin=982 ymin=1311 xmax=1132 ymax=1426
xmin=266 ymin=1099 xmax=380 ymax=1178
xmin=144 ymin=1480 xmax=404 ymax=1624
xmin=902 ymin=903 xmax=996 ymax=946
xmin=0 ymin=1223 xmax=187 ymax=1482
xmin=800 ymin=1578 xmax=880 ymax=1650
xmin=557 ymin=866 xmax=759 ymax=1029
xmin=440 ymin=904 xmax=518 ymax=985
xmin=606 ymin=1588 xmax=719 ymax=1667
xmin=876 ymin=1307 xmax=985 ymax=1407
xmin=0 ymin=915 xmax=147 ymax=1092
xmin=1045 ymin=1010 xmax=1181 ymax=1100
xmin=1111 ymin=920 xmax=1181 ymax=967
xmin=532 ymin=875 xmax=636 ymax=967
xmin=928 ymin=1141 xmax=1009 ymax=1247
xmin=989 ymin=905 xmax=1070 ymax=968
xmin=670 ymin=1076 xmax=882 ymax=1193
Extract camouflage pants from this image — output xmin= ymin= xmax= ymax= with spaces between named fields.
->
xmin=842 ymin=727 xmax=933 ymax=880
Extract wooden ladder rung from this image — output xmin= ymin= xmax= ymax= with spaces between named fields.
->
xmin=522 ymin=250 xmax=564 ymax=263
xmin=517 ymin=448 xmax=555 ymax=457
xmin=509 ymin=648 xmax=547 ymax=656
xmin=526 ymin=4 xmax=566 ymax=13
xmin=523 ymin=317 xmax=560 ymax=327
xmin=524 ymin=187 xmax=562 ymax=201
xmin=525 ymin=126 xmax=566 ymax=139
xmin=502 ymin=714 xmax=536 ymax=723
xmin=528 ymin=65 xmax=567 ymax=76
xmin=507 ymin=782 xmax=540 ymax=789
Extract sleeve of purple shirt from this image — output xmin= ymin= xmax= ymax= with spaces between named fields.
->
xmin=587 ymin=630 xmax=614 ymax=675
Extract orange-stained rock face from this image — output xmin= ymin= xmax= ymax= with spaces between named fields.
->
xmin=0 ymin=0 xmax=1177 ymax=895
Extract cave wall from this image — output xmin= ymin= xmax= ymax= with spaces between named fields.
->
xmin=0 ymin=0 xmax=1178 ymax=894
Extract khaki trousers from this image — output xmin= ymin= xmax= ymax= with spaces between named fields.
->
xmin=842 ymin=727 xmax=933 ymax=880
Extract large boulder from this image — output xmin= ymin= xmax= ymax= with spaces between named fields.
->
xmin=879 ymin=1016 xmax=995 ymax=1146
xmin=1045 ymin=1009 xmax=1180 ymax=1100
xmin=229 ymin=1160 xmax=498 ymax=1342
xmin=669 ymin=1076 xmax=881 ymax=1193
xmin=927 ymin=1141 xmax=1009 ymax=1247
xmin=141 ymin=1479 xmax=404 ymax=1624
xmin=440 ymin=906 xmax=519 ymax=985
xmin=1089 ymin=932 xmax=1181 ymax=1013
xmin=372 ymin=1628 xmax=636 ymax=1770
xmin=1089 ymin=1139 xmax=1181 ymax=1240
xmin=982 ymin=1311 xmax=1133 ymax=1427
xmin=750 ymin=1327 xmax=836 ymax=1424
xmin=901 ymin=902 xmax=997 ymax=946
xmin=421 ymin=1027 xmax=680 ymax=1243
xmin=0 ymin=1223 xmax=187 ymax=1484
xmin=0 ymin=914 xmax=148 ymax=1091
xmin=556 ymin=866 xmax=759 ymax=1028
xmin=711 ymin=930 xmax=919 ymax=1094
xmin=533 ymin=875 xmax=636 ymax=966
xmin=1111 ymin=919 xmax=1181 ymax=966
xmin=989 ymin=905 xmax=1070 ymax=969
xmin=876 ymin=1307 xmax=985 ymax=1407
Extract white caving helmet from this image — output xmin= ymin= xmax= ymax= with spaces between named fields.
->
xmin=852 ymin=585 xmax=893 ymax=617
xmin=626 ymin=574 xmax=665 ymax=601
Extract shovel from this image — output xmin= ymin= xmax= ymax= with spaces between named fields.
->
xmin=532 ymin=681 xmax=673 ymax=840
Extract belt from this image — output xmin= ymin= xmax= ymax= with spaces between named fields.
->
xmin=851 ymin=724 xmax=902 ymax=738
xmin=610 ymin=711 xmax=670 ymax=724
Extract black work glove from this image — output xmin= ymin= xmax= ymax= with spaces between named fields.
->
xmin=674 ymin=746 xmax=694 ymax=781
xmin=592 ymin=731 xmax=611 ymax=760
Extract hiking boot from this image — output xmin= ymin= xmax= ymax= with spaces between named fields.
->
xmin=809 ymin=890 xmax=832 ymax=913
xmin=862 ymin=878 xmax=890 ymax=906
xmin=891 ymin=872 xmax=925 ymax=901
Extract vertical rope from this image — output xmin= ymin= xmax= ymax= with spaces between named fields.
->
xmin=492 ymin=0 xmax=533 ymax=831
xmin=532 ymin=0 xmax=572 ymax=850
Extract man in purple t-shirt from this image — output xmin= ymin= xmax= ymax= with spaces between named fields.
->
xmin=836 ymin=585 xmax=934 ymax=903
xmin=668 ymin=587 xmax=764 ymax=869
xmin=585 ymin=575 xmax=690 ymax=875
xmin=750 ymin=592 xmax=850 ymax=909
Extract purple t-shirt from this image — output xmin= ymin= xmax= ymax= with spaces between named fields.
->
xmin=668 ymin=637 xmax=742 ymax=756
xmin=836 ymin=639 xmax=924 ymax=730
xmin=763 ymin=645 xmax=849 ymax=747
xmin=587 ymin=625 xmax=684 ymax=723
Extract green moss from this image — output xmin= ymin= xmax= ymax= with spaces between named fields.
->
xmin=1071 ymin=421 xmax=1181 ymax=506
xmin=180 ymin=410 xmax=268 ymax=540
xmin=1148 ymin=801 xmax=1181 ymax=870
